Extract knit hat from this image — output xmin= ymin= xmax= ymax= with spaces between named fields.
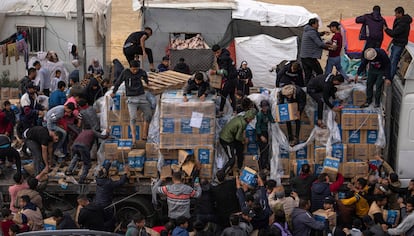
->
xmin=281 ymin=84 xmax=296 ymax=97
xmin=364 ymin=48 xmax=377 ymax=60
xmin=244 ymin=109 xmax=256 ymax=120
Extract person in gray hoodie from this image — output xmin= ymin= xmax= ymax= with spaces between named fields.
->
xmin=300 ymin=18 xmax=329 ymax=85
xmin=291 ymin=199 xmax=326 ymax=236
xmin=153 ymin=171 xmax=202 ymax=220
xmin=388 ymin=197 xmax=414 ymax=236
xmin=126 ymin=213 xmax=149 ymax=236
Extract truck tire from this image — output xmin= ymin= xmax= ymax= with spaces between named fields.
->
xmin=114 ymin=196 xmax=156 ymax=227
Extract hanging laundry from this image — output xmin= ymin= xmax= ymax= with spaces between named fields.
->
xmin=16 ymin=39 xmax=28 ymax=64
xmin=0 ymin=44 xmax=6 ymax=65
xmin=7 ymin=43 xmax=19 ymax=64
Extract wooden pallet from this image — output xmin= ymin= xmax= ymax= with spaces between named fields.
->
xmin=144 ymin=70 xmax=190 ymax=95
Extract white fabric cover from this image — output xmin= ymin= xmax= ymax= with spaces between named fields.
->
xmin=235 ymin=34 xmax=298 ymax=88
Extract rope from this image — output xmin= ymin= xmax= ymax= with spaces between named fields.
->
xmin=104 ymin=191 xmax=140 ymax=210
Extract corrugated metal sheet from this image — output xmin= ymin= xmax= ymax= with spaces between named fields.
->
xmin=0 ymin=0 xmax=110 ymax=17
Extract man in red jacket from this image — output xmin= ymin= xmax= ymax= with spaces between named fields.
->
xmin=311 ymin=172 xmax=344 ymax=212
xmin=0 ymin=110 xmax=13 ymax=137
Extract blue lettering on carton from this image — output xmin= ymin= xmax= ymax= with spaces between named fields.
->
xmin=366 ymin=130 xmax=378 ymax=144
xmin=200 ymin=118 xmax=211 ymax=134
xmin=118 ymin=163 xmax=124 ymax=172
xmin=118 ymin=139 xmax=133 ymax=148
xmin=246 ymin=125 xmax=256 ymax=143
xmin=198 ymin=149 xmax=210 ymax=164
xmin=315 ymin=164 xmax=324 ymax=175
xmin=348 ymin=130 xmax=361 ymax=143
xmin=323 ymin=158 xmax=340 ymax=170
xmin=279 ymin=147 xmax=290 ymax=159
xmin=278 ymin=104 xmax=290 ymax=122
xmin=103 ymin=159 xmax=111 ymax=166
xmin=332 ymin=144 xmax=345 ymax=162
xmin=296 ymin=145 xmax=308 ymax=159
xmin=127 ymin=125 xmax=140 ymax=140
xmin=135 ymin=156 xmax=145 ymax=169
xmin=162 ymin=118 xmax=175 ymax=133
xmin=110 ymin=125 xmax=122 ymax=139
xmin=181 ymin=118 xmax=193 ymax=134
xmin=386 ymin=210 xmax=398 ymax=225
xmin=240 ymin=168 xmax=257 ymax=187
xmin=246 ymin=143 xmax=258 ymax=155
xmin=128 ymin=157 xmax=136 ymax=168
xmin=314 ymin=215 xmax=326 ymax=223
xmin=112 ymin=94 xmax=121 ymax=111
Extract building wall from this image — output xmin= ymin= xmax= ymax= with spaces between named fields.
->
xmin=144 ymin=8 xmax=231 ymax=69
xmin=0 ymin=15 xmax=104 ymax=81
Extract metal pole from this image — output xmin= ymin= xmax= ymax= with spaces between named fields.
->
xmin=77 ymin=0 xmax=86 ymax=80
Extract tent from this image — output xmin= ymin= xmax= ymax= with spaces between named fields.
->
xmin=134 ymin=0 xmax=319 ymax=87
xmin=341 ymin=16 xmax=414 ymax=54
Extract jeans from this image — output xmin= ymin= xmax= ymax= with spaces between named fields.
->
xmin=25 ymin=139 xmax=44 ymax=176
xmin=68 ymin=144 xmax=91 ymax=181
xmin=366 ymin=69 xmax=384 ymax=106
xmin=390 ymin=44 xmax=404 ymax=79
xmin=325 ymin=56 xmax=349 ymax=80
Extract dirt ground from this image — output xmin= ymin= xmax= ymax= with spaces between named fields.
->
xmin=109 ymin=0 xmax=414 ymax=65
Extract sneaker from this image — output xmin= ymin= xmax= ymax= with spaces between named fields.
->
xmin=54 ymin=150 xmax=66 ymax=158
xmin=360 ymin=103 xmax=370 ymax=108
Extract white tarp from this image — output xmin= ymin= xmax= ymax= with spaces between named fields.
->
xmin=232 ymin=0 xmax=319 ymax=27
xmin=235 ymin=34 xmax=297 ymax=88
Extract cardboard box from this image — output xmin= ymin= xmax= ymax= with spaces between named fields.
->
xmin=277 ymin=158 xmax=290 ymax=177
xmin=246 ymin=125 xmax=256 ymax=143
xmin=245 ymin=142 xmax=258 ymax=155
xmin=209 ymin=74 xmax=222 ymax=89
xmin=110 ymin=123 xmax=124 ymax=139
xmin=334 ymin=111 xmax=341 ymax=125
xmin=279 ymin=147 xmax=290 ymax=159
xmin=144 ymin=159 xmax=158 ymax=178
xmin=314 ymin=147 xmax=327 ymax=164
xmin=354 ymin=112 xmax=370 ymax=130
xmin=43 ymin=217 xmax=57 ymax=231
xmin=364 ymin=130 xmax=378 ymax=144
xmin=332 ymin=144 xmax=347 ymax=162
xmin=160 ymin=149 xmax=178 ymax=160
xmin=125 ymin=123 xmax=143 ymax=141
xmin=293 ymin=143 xmax=309 ymax=159
xmin=315 ymin=128 xmax=330 ymax=146
xmin=160 ymin=165 xmax=172 ymax=179
xmin=352 ymin=90 xmax=367 ymax=107
xmin=340 ymin=162 xmax=368 ymax=178
xmin=342 ymin=130 xmax=361 ymax=144
xmin=299 ymin=125 xmax=314 ymax=142
xmin=322 ymin=156 xmax=340 ymax=175
xmin=274 ymin=103 xmax=299 ymax=122
xmin=161 ymin=118 xmax=176 ymax=133
xmin=341 ymin=110 xmax=356 ymax=130
xmin=178 ymin=149 xmax=193 ymax=166
xmin=107 ymin=94 xmax=122 ymax=123
xmin=199 ymin=164 xmax=213 ymax=179
xmin=368 ymin=144 xmax=379 ymax=157
xmin=243 ymin=155 xmax=259 ymax=171
xmin=313 ymin=209 xmax=336 ymax=230
xmin=346 ymin=144 xmax=355 ymax=161
xmin=353 ymin=144 xmax=369 ymax=161
xmin=146 ymin=143 xmax=160 ymax=159
xmin=1 ymin=88 xmax=10 ymax=100
xmin=383 ymin=210 xmax=400 ymax=226
xmin=195 ymin=146 xmax=214 ymax=165
xmin=240 ymin=167 xmax=257 ymax=187
xmin=128 ymin=149 xmax=145 ymax=171
xmin=182 ymin=160 xmax=195 ymax=176
xmin=368 ymin=114 xmax=379 ymax=130
xmin=300 ymin=109 xmax=316 ymax=125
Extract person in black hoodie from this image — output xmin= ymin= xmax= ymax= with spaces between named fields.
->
xmin=93 ymin=161 xmax=129 ymax=231
xmin=307 ymin=74 xmax=344 ymax=128
xmin=194 ymin=180 xmax=216 ymax=225
xmin=278 ymin=84 xmax=307 ymax=145
xmin=290 ymin=164 xmax=317 ymax=201
xmin=211 ymin=44 xmax=237 ymax=116
xmin=385 ymin=7 xmax=413 ymax=79
xmin=78 ymin=201 xmax=105 ymax=231
xmin=174 ymin=58 xmax=190 ymax=74
xmin=183 ymin=72 xmax=210 ymax=102
xmin=50 ymin=208 xmax=78 ymax=230
xmin=111 ymin=60 xmax=151 ymax=144
xmin=276 ymin=61 xmax=304 ymax=88
xmin=356 ymin=5 xmax=387 ymax=50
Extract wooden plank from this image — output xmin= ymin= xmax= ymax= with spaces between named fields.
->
xmin=147 ymin=77 xmax=173 ymax=86
xmin=153 ymin=73 xmax=184 ymax=83
xmin=164 ymin=70 xmax=191 ymax=80
xmin=152 ymin=74 xmax=184 ymax=86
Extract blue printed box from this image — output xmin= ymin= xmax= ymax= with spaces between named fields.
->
xmin=180 ymin=118 xmax=193 ymax=134
xmin=162 ymin=118 xmax=175 ymax=133
xmin=128 ymin=149 xmax=145 ymax=171
xmin=274 ymin=103 xmax=299 ymax=122
xmin=111 ymin=93 xmax=121 ymax=111
xmin=246 ymin=143 xmax=258 ymax=155
xmin=246 ymin=125 xmax=256 ymax=143
xmin=295 ymin=144 xmax=308 ymax=159
xmin=323 ymin=157 xmax=340 ymax=172
xmin=200 ymin=118 xmax=212 ymax=134
xmin=384 ymin=210 xmax=399 ymax=225
xmin=332 ymin=144 xmax=347 ymax=162
xmin=343 ymin=130 xmax=361 ymax=143
xmin=197 ymin=148 xmax=212 ymax=164
xmin=293 ymin=159 xmax=310 ymax=176
xmin=240 ymin=167 xmax=257 ymax=187
xmin=118 ymin=139 xmax=133 ymax=148
xmin=314 ymin=163 xmax=324 ymax=175
xmin=366 ymin=130 xmax=378 ymax=144
xmin=279 ymin=147 xmax=290 ymax=159
xmin=110 ymin=125 xmax=123 ymax=139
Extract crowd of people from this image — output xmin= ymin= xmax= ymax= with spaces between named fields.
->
xmin=0 ymin=3 xmax=412 ymax=236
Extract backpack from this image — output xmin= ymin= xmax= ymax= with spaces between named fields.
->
xmin=272 ymin=222 xmax=292 ymax=236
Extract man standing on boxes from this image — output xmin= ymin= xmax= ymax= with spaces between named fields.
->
xmin=218 ymin=109 xmax=256 ymax=176
xmin=277 ymin=84 xmax=307 ymax=146
xmin=307 ymin=74 xmax=344 ymax=128
xmin=211 ymin=44 xmax=237 ymax=116
xmin=355 ymin=48 xmax=391 ymax=108
xmin=111 ymin=60 xmax=152 ymax=146
xmin=255 ymin=100 xmax=275 ymax=170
